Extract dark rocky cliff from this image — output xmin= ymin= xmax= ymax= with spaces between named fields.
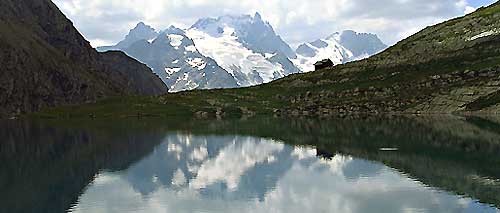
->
xmin=0 ymin=0 xmax=168 ymax=117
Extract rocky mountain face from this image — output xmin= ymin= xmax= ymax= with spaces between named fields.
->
xmin=125 ymin=27 xmax=238 ymax=91
xmin=99 ymin=14 xmax=384 ymax=91
xmin=337 ymin=30 xmax=387 ymax=60
xmin=97 ymin=22 xmax=159 ymax=52
xmin=0 ymin=0 xmax=168 ymax=117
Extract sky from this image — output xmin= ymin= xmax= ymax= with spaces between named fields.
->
xmin=52 ymin=0 xmax=497 ymax=48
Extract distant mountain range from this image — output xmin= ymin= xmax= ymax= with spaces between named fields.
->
xmin=98 ymin=13 xmax=387 ymax=92
xmin=46 ymin=1 xmax=500 ymax=118
xmin=293 ymin=30 xmax=387 ymax=71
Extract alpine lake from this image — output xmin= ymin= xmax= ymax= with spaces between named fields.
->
xmin=2 ymin=115 xmax=500 ymax=213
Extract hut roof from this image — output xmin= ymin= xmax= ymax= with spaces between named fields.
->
xmin=314 ymin=59 xmax=334 ymax=66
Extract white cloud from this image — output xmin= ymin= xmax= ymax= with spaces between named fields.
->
xmin=190 ymin=138 xmax=284 ymax=190
xmin=53 ymin=0 xmax=477 ymax=47
xmin=465 ymin=6 xmax=477 ymax=14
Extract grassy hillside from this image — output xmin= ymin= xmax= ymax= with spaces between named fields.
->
xmin=35 ymin=2 xmax=500 ymax=119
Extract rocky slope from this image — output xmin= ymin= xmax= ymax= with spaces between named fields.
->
xmin=0 ymin=0 xmax=168 ymax=117
xmin=269 ymin=3 xmax=500 ymax=115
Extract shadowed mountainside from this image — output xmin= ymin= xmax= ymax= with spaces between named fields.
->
xmin=0 ymin=0 xmax=168 ymax=118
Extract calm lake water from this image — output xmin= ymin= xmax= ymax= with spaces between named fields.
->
xmin=1 ymin=116 xmax=500 ymax=213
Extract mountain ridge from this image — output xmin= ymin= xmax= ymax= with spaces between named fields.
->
xmin=98 ymin=14 xmax=385 ymax=91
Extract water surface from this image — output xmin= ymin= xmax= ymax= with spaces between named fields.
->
xmin=1 ymin=116 xmax=500 ymax=213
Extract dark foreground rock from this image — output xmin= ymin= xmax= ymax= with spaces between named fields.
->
xmin=0 ymin=0 xmax=168 ymax=117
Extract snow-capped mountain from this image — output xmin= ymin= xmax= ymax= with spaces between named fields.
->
xmin=97 ymin=15 xmax=386 ymax=92
xmin=186 ymin=13 xmax=300 ymax=87
xmin=293 ymin=30 xmax=387 ymax=71
xmin=97 ymin=24 xmax=236 ymax=92
xmin=124 ymin=26 xmax=237 ymax=91
xmin=293 ymin=37 xmax=353 ymax=72
xmin=191 ymin=13 xmax=296 ymax=59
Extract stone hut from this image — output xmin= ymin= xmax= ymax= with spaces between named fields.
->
xmin=314 ymin=59 xmax=334 ymax=71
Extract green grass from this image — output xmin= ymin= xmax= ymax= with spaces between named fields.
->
xmin=33 ymin=86 xmax=289 ymax=119
xmin=34 ymin=96 xmax=189 ymax=119
xmin=474 ymin=2 xmax=500 ymax=17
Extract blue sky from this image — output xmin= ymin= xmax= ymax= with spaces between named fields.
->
xmin=467 ymin=0 xmax=496 ymax=7
xmin=53 ymin=0 xmax=498 ymax=48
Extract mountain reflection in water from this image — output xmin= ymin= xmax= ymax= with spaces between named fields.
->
xmin=1 ymin=116 xmax=500 ymax=213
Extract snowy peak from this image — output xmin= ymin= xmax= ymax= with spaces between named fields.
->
xmin=293 ymin=30 xmax=387 ymax=72
xmin=186 ymin=26 xmax=286 ymax=87
xmin=190 ymin=13 xmax=268 ymax=37
xmin=190 ymin=13 xmax=296 ymax=59
xmin=293 ymin=38 xmax=353 ymax=72
xmin=186 ymin=13 xmax=301 ymax=87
